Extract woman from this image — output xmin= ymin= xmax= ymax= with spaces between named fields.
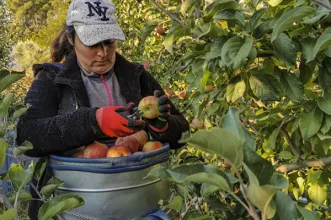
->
xmin=17 ymin=0 xmax=189 ymax=218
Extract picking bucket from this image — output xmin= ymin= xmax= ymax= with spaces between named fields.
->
xmin=49 ymin=143 xmax=170 ymax=220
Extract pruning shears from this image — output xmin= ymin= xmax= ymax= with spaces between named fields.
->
xmin=115 ymin=102 xmax=145 ymax=130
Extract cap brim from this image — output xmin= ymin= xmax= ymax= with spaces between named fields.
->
xmin=74 ymin=24 xmax=126 ymax=46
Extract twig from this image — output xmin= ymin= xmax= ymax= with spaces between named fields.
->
xmin=235 ymin=170 xmax=260 ymax=220
xmin=276 ymin=156 xmax=331 ymax=173
xmin=149 ymin=0 xmax=185 ymax=25
xmin=280 ymin=127 xmax=301 ymax=158
xmin=312 ymin=0 xmax=331 ymax=10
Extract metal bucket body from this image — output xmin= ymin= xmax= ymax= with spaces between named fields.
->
xmin=49 ymin=144 xmax=170 ymax=220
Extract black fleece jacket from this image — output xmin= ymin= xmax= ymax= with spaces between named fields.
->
xmin=17 ymin=53 xmax=189 ymax=157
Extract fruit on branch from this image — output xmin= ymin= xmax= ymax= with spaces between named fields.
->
xmin=84 ymin=141 xmax=108 ymax=158
xmin=106 ymin=145 xmax=132 ymax=157
xmin=143 ymin=61 xmax=150 ymax=69
xmin=138 ymin=96 xmax=160 ymax=119
xmin=224 ymin=160 xmax=232 ymax=169
xmin=191 ymin=117 xmax=205 ymax=129
xmin=142 ymin=141 xmax=163 ymax=152
xmin=155 ymin=26 xmax=165 ymax=35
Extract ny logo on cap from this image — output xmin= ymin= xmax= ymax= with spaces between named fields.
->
xmin=85 ymin=1 xmax=110 ymax=21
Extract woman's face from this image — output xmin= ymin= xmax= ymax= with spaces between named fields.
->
xmin=74 ymin=34 xmax=117 ymax=74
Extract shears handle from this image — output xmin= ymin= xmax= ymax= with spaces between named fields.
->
xmin=115 ymin=102 xmax=145 ymax=130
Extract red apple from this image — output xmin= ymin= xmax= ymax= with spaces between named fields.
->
xmin=131 ymin=130 xmax=149 ymax=150
xmin=138 ymin=96 xmax=160 ymax=119
xmin=142 ymin=141 xmax=163 ymax=152
xmin=115 ymin=136 xmax=140 ymax=153
xmin=224 ymin=160 xmax=232 ymax=169
xmin=84 ymin=141 xmax=108 ymax=158
xmin=72 ymin=151 xmax=84 ymax=158
xmin=143 ymin=61 xmax=150 ymax=69
xmin=106 ymin=145 xmax=132 ymax=158
xmin=155 ymin=26 xmax=165 ymax=35
xmin=191 ymin=118 xmax=204 ymax=129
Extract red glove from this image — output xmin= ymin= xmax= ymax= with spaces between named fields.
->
xmin=96 ymin=106 xmax=140 ymax=137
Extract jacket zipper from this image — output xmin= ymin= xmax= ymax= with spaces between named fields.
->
xmin=100 ymin=75 xmax=113 ymax=106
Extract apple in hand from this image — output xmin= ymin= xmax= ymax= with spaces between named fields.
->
xmin=107 ymin=145 xmax=132 ymax=158
xmin=138 ymin=96 xmax=160 ymax=119
xmin=131 ymin=130 xmax=149 ymax=150
xmin=142 ymin=141 xmax=163 ymax=152
xmin=84 ymin=141 xmax=108 ymax=158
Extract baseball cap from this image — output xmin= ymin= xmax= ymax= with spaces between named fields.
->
xmin=66 ymin=0 xmax=125 ymax=46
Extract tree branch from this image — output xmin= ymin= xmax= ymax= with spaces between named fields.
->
xmin=280 ymin=127 xmax=301 ymax=158
xmin=312 ymin=0 xmax=331 ymax=10
xmin=276 ymin=156 xmax=331 ymax=173
xmin=149 ymin=0 xmax=185 ymax=25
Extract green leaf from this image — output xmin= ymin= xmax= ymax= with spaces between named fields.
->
xmin=167 ymin=164 xmax=231 ymax=191
xmin=226 ymin=76 xmax=246 ymax=103
xmin=245 ymin=165 xmax=277 ymax=219
xmin=180 ymin=0 xmax=199 ymax=15
xmin=213 ymin=9 xmax=245 ymax=27
xmin=12 ymin=106 xmax=29 ymax=121
xmin=274 ymin=192 xmax=300 ymax=220
xmin=41 ymin=177 xmax=64 ymax=199
xmin=243 ymin=147 xmax=275 ymax=185
xmin=221 ymin=36 xmax=253 ymax=69
xmin=309 ymin=27 xmax=331 ymax=62
xmin=7 ymin=189 xmax=32 ymax=202
xmin=181 ymin=128 xmax=244 ymax=169
xmin=38 ymin=194 xmax=85 ymax=220
xmin=0 ymin=93 xmax=14 ymax=118
xmin=271 ymin=6 xmax=316 ymax=41
xmin=272 ymin=33 xmax=296 ymax=65
xmin=205 ymin=37 xmax=228 ymax=60
xmin=263 ymin=127 xmax=280 ymax=151
xmin=300 ymin=37 xmax=316 ymax=62
xmin=297 ymin=205 xmax=318 ymax=220
xmin=204 ymin=0 xmax=239 ymax=21
xmin=317 ymin=93 xmax=331 ymax=115
xmin=220 ymin=107 xmax=256 ymax=151
xmin=249 ymin=74 xmax=280 ymax=101
xmin=250 ymin=9 xmax=265 ymax=31
xmin=33 ymin=157 xmax=48 ymax=181
xmin=200 ymin=183 xmax=219 ymax=197
xmin=13 ymin=141 xmax=33 ymax=157
xmin=320 ymin=114 xmax=331 ymax=134
xmin=318 ymin=64 xmax=331 ymax=91
xmin=308 ymin=182 xmax=327 ymax=206
xmin=139 ymin=20 xmax=159 ymax=41
xmin=279 ymin=71 xmax=304 ymax=102
xmin=164 ymin=195 xmax=183 ymax=211
xmin=278 ymin=151 xmax=293 ymax=160
xmin=145 ymin=167 xmax=171 ymax=180
xmin=8 ymin=162 xmax=35 ymax=192
xmin=0 ymin=138 xmax=8 ymax=168
xmin=164 ymin=33 xmax=175 ymax=54
xmin=0 ymin=71 xmax=24 ymax=93
xmin=267 ymin=0 xmax=283 ymax=6
xmin=299 ymin=107 xmax=323 ymax=139
xmin=0 ymin=209 xmax=17 ymax=220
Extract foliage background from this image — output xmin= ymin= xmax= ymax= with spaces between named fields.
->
xmin=1 ymin=0 xmax=331 ymax=219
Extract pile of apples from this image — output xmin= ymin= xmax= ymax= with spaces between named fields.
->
xmin=72 ymin=95 xmax=165 ymax=159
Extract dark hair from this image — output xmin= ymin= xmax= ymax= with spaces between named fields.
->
xmin=51 ymin=25 xmax=75 ymax=62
